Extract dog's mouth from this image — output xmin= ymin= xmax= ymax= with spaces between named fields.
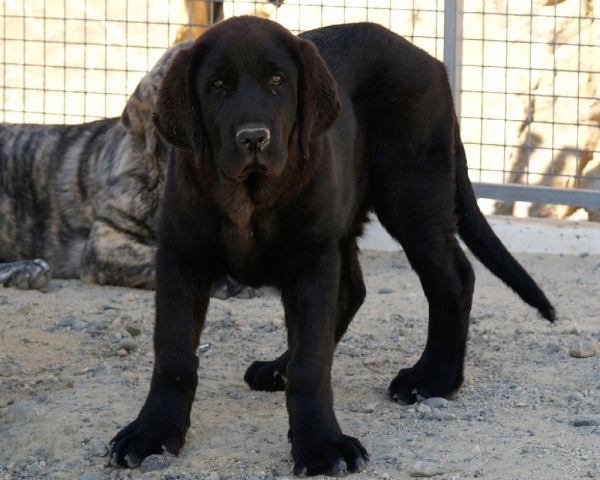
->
xmin=222 ymin=162 xmax=269 ymax=183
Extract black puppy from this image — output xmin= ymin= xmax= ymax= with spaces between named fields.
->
xmin=111 ymin=17 xmax=555 ymax=476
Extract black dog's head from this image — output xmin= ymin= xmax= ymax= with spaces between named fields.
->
xmin=153 ymin=16 xmax=340 ymax=184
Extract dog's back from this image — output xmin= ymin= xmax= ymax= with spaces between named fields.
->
xmin=302 ymin=23 xmax=554 ymax=322
xmin=0 ymin=119 xmax=120 ymax=276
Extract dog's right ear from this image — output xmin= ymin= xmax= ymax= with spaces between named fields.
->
xmin=152 ymin=45 xmax=202 ymax=152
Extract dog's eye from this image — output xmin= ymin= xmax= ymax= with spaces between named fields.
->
xmin=271 ymin=75 xmax=283 ymax=86
xmin=213 ymin=80 xmax=224 ymax=90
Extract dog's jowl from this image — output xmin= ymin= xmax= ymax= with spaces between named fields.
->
xmin=110 ymin=17 xmax=555 ymax=477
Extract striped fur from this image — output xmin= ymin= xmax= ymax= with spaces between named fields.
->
xmin=0 ymin=42 xmax=191 ymax=289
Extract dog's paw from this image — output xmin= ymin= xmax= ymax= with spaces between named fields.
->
xmin=292 ymin=433 xmax=369 ymax=477
xmin=387 ymin=364 xmax=462 ymax=404
xmin=244 ymin=351 xmax=290 ymax=392
xmin=0 ymin=259 xmax=52 ymax=290
xmin=109 ymin=418 xmax=185 ymax=468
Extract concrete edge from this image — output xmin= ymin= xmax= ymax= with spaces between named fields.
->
xmin=358 ymin=214 xmax=600 ymax=256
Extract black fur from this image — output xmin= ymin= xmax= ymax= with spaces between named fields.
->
xmin=110 ymin=17 xmax=555 ymax=477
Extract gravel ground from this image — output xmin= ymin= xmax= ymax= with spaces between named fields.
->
xmin=0 ymin=250 xmax=599 ymax=480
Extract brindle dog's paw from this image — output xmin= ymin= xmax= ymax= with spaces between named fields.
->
xmin=0 ymin=259 xmax=52 ymax=290
xmin=292 ymin=433 xmax=369 ymax=477
xmin=244 ymin=351 xmax=290 ymax=392
xmin=387 ymin=364 xmax=462 ymax=405
xmin=109 ymin=418 xmax=185 ymax=468
xmin=210 ymin=275 xmax=263 ymax=300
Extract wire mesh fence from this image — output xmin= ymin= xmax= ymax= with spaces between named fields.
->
xmin=1 ymin=0 xmax=599 ymax=218
xmin=459 ymin=0 xmax=600 ymax=218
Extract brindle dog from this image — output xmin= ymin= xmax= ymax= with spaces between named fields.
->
xmin=0 ymin=43 xmax=190 ymax=289
xmin=0 ymin=41 xmax=252 ymax=298
xmin=110 ymin=17 xmax=555 ymax=477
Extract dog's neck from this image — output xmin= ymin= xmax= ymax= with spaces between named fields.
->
xmin=219 ymin=180 xmax=256 ymax=230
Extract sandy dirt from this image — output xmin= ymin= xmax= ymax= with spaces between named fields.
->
xmin=1 ymin=250 xmax=599 ymax=480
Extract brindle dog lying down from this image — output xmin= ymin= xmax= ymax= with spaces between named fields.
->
xmin=0 ymin=41 xmax=252 ymax=298
xmin=0 ymin=42 xmax=190 ymax=289
xmin=110 ymin=17 xmax=555 ymax=477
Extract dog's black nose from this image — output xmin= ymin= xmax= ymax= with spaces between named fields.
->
xmin=236 ymin=126 xmax=271 ymax=153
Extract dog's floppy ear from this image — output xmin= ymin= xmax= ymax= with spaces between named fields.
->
xmin=152 ymin=45 xmax=202 ymax=152
xmin=122 ymin=41 xmax=194 ymax=151
xmin=295 ymin=39 xmax=340 ymax=159
xmin=121 ymin=76 xmax=159 ymax=155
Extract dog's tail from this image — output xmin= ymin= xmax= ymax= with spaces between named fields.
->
xmin=453 ymin=123 xmax=556 ymax=322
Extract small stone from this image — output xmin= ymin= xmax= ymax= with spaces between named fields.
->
xmin=420 ymin=397 xmax=449 ymax=409
xmin=79 ymin=473 xmax=105 ymax=480
xmin=26 ymin=463 xmax=43 ymax=476
xmin=90 ymin=364 xmax=108 ymax=378
xmin=569 ymin=337 xmax=599 ymax=358
xmin=125 ymin=323 xmax=143 ymax=337
xmin=571 ymin=415 xmax=600 ymax=427
xmin=90 ymin=439 xmax=108 ymax=457
xmin=272 ymin=318 xmax=284 ymax=329
xmin=72 ymin=320 xmax=87 ymax=331
xmin=544 ymin=342 xmax=560 ymax=354
xmin=139 ymin=454 xmax=171 ymax=473
xmin=116 ymin=349 xmax=128 ymax=357
xmin=87 ymin=320 xmax=109 ymax=330
xmin=362 ymin=403 xmax=379 ymax=413
xmin=363 ymin=357 xmax=379 ymax=366
xmin=125 ymin=293 xmax=134 ymax=301
xmin=426 ymin=411 xmax=456 ymax=421
xmin=409 ymin=460 xmax=440 ymax=477
xmin=18 ymin=306 xmax=32 ymax=314
xmin=377 ymin=288 xmax=393 ymax=294
xmin=58 ymin=316 xmax=77 ymax=327
xmin=580 ymin=251 xmax=589 ymax=257
xmin=117 ymin=338 xmax=139 ymax=352
xmin=206 ymin=473 xmax=220 ymax=480
xmin=567 ymin=391 xmax=585 ymax=402
xmin=221 ymin=317 xmax=235 ymax=328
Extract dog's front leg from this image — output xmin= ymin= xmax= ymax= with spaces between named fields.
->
xmin=110 ymin=246 xmax=210 ymax=467
xmin=282 ymin=245 xmax=369 ymax=477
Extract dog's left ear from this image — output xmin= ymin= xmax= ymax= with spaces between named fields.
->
xmin=295 ymin=39 xmax=341 ymax=159
xmin=152 ymin=45 xmax=202 ymax=152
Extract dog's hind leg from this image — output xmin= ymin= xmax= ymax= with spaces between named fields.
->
xmin=244 ymin=236 xmax=366 ymax=392
xmin=334 ymin=236 xmax=367 ymax=342
xmin=372 ymin=163 xmax=475 ymax=405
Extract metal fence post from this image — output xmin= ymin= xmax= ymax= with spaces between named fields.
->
xmin=444 ymin=0 xmax=463 ymax=122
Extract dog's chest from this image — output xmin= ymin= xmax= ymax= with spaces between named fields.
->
xmin=221 ymin=212 xmax=281 ymax=284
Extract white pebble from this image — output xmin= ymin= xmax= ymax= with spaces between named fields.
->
xmin=569 ymin=337 xmax=599 ymax=358
xmin=409 ymin=460 xmax=440 ymax=477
